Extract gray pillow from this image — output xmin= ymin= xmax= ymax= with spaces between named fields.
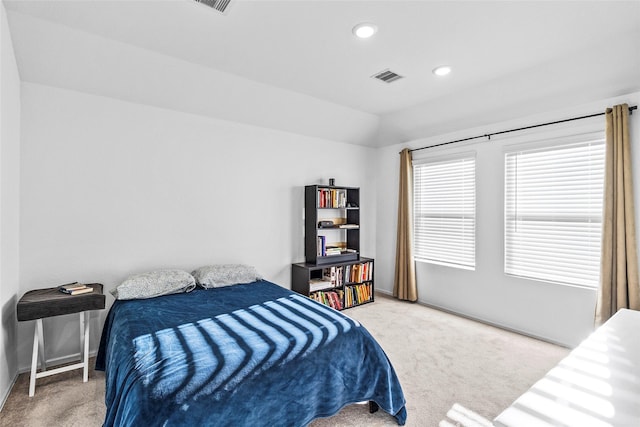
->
xmin=192 ymin=264 xmax=262 ymax=289
xmin=111 ymin=269 xmax=196 ymax=300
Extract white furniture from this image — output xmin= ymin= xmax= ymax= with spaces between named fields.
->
xmin=494 ymin=309 xmax=640 ymax=427
xmin=29 ymin=312 xmax=90 ymax=397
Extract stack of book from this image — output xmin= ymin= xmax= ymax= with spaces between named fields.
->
xmin=324 ymin=246 xmax=342 ymax=256
xmin=310 ymin=290 xmax=343 ymax=310
xmin=58 ymin=282 xmax=93 ymax=295
xmin=309 ymin=278 xmax=333 ymax=292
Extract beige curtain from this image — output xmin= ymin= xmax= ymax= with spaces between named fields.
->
xmin=393 ymin=148 xmax=418 ymax=301
xmin=595 ymin=104 xmax=640 ymax=325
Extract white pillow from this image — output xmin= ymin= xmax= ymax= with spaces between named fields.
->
xmin=192 ymin=264 xmax=262 ymax=289
xmin=111 ymin=269 xmax=196 ymax=300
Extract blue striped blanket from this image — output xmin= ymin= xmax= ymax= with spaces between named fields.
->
xmin=96 ymin=280 xmax=407 ymax=426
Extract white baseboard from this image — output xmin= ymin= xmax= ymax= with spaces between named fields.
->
xmin=374 ymin=289 xmax=569 ymax=348
xmin=0 ymin=373 xmax=19 ymax=412
xmin=375 ymin=289 xmax=393 ymax=297
xmin=417 ymin=300 xmax=569 ymax=348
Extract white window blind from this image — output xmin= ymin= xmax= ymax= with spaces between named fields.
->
xmin=414 ymin=154 xmax=476 ymax=269
xmin=504 ymin=137 xmax=605 ymax=287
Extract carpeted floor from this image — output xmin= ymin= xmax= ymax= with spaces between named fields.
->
xmin=0 ymin=294 xmax=569 ymax=427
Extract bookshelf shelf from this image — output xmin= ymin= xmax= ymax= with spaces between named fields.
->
xmin=292 ymin=258 xmax=374 ymax=311
xmin=292 ymin=184 xmax=374 ymax=311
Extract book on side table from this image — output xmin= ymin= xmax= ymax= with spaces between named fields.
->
xmin=58 ymin=282 xmax=94 ymax=295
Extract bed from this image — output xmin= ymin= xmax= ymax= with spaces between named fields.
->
xmin=96 ymin=279 xmax=407 ymax=426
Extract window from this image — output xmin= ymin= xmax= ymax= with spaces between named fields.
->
xmin=504 ymin=136 xmax=605 ymax=287
xmin=413 ymin=154 xmax=476 ymax=269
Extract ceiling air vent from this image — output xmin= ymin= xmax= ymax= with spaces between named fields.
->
xmin=372 ymin=69 xmax=404 ymax=83
xmin=194 ymin=0 xmax=232 ymax=14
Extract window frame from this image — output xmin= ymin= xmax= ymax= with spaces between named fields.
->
xmin=413 ymin=151 xmax=477 ymax=270
xmin=503 ymin=132 xmax=606 ymax=288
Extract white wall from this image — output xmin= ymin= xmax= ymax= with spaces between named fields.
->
xmin=17 ymin=82 xmax=377 ymax=371
xmin=376 ymin=92 xmax=640 ymax=347
xmin=0 ymin=0 xmax=21 ymax=408
xmin=8 ymin=11 xmax=380 ymax=147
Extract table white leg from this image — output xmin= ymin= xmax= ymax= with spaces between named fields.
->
xmin=82 ymin=311 xmax=90 ymax=382
xmin=29 ymin=319 xmax=42 ymax=397
xmin=79 ymin=312 xmax=85 ymax=361
xmin=37 ymin=318 xmax=46 ymax=372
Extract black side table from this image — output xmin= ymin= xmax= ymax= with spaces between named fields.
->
xmin=17 ymin=283 xmax=106 ymax=396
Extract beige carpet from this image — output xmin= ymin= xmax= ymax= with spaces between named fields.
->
xmin=0 ymin=295 xmax=569 ymax=427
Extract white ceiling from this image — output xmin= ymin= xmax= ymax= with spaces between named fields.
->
xmin=4 ymin=0 xmax=640 ymax=146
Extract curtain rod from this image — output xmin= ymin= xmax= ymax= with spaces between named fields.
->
xmin=406 ymin=105 xmax=637 ymax=154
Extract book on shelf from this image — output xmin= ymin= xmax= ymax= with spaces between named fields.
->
xmin=324 ymin=267 xmax=337 ymax=285
xmin=338 ymin=224 xmax=359 ymax=229
xmin=324 ymin=246 xmax=342 ymax=256
xmin=310 ymin=289 xmax=343 ymax=310
xmin=59 ymin=283 xmax=93 ymax=295
xmin=309 ymin=278 xmax=333 ymax=292
xmin=318 ymin=266 xmax=344 ymax=287
xmin=336 ymin=265 xmax=344 ymax=286
xmin=317 ymin=188 xmax=347 ymax=209
xmin=67 ymin=287 xmax=93 ymax=295
xmin=344 ymin=283 xmax=372 ymax=308
xmin=58 ymin=282 xmax=85 ymax=292
xmin=343 ymin=261 xmax=373 ymax=283
xmin=317 ymin=236 xmax=326 ymax=256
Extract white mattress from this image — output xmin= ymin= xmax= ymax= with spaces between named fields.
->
xmin=493 ymin=309 xmax=640 ymax=427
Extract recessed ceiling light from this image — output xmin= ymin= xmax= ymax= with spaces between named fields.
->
xmin=353 ymin=23 xmax=378 ymax=39
xmin=433 ymin=65 xmax=452 ymax=76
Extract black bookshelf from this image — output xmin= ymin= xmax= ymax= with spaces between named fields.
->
xmin=293 ymin=184 xmax=374 ymax=311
